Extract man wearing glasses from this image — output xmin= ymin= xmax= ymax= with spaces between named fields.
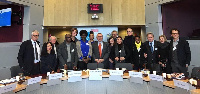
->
xmin=57 ymin=34 xmax=78 ymax=70
xmin=92 ymin=33 xmax=109 ymax=69
xmin=111 ymin=30 xmax=118 ymax=42
xmin=169 ymin=28 xmax=191 ymax=76
xmin=18 ymin=30 xmax=41 ymax=76
xmin=124 ymin=28 xmax=135 ymax=67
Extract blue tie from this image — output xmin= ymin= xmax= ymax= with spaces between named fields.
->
xmin=150 ymin=42 xmax=153 ymax=53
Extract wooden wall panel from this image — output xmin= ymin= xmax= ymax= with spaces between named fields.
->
xmin=44 ymin=0 xmax=145 ymax=26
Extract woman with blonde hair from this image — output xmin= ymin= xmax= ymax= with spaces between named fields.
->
xmin=158 ymin=35 xmax=171 ymax=73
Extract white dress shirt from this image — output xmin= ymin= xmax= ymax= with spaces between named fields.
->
xmin=31 ymin=39 xmax=40 ymax=63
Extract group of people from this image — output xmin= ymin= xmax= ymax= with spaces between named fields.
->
xmin=17 ymin=28 xmax=191 ymax=76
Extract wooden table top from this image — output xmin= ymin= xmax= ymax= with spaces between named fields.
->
xmin=191 ymin=89 xmax=200 ymax=94
xmin=163 ymin=79 xmax=189 ymax=88
xmin=13 ymin=84 xmax=27 ymax=92
xmin=3 ymin=70 xmax=200 ymax=94
xmin=143 ymin=76 xmax=151 ymax=82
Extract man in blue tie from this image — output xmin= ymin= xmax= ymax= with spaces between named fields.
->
xmin=143 ymin=32 xmax=160 ymax=73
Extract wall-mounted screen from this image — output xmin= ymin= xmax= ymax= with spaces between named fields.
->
xmin=0 ymin=8 xmax=12 ymax=27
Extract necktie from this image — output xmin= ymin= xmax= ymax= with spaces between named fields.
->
xmin=34 ymin=42 xmax=38 ymax=60
xmin=99 ymin=43 xmax=102 ymax=58
xmin=150 ymin=42 xmax=153 ymax=53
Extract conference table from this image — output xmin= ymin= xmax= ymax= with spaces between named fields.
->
xmin=1 ymin=70 xmax=200 ymax=94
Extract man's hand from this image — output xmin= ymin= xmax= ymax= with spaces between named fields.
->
xmin=64 ymin=64 xmax=67 ymax=70
xmin=109 ymin=58 xmax=113 ymax=63
xmin=115 ymin=57 xmax=119 ymax=61
xmin=144 ymin=53 xmax=147 ymax=58
xmin=120 ymin=57 xmax=125 ymax=61
xmin=186 ymin=64 xmax=188 ymax=67
xmin=95 ymin=59 xmax=99 ymax=63
xmin=73 ymin=66 xmax=77 ymax=70
xmin=99 ymin=59 xmax=104 ymax=63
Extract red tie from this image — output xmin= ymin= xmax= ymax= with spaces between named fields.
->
xmin=99 ymin=43 xmax=102 ymax=58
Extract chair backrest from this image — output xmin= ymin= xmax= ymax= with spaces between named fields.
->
xmin=0 ymin=68 xmax=11 ymax=80
xmin=191 ymin=67 xmax=200 ymax=79
xmin=87 ymin=63 xmax=104 ymax=70
xmin=10 ymin=65 xmax=23 ymax=77
xmin=115 ymin=63 xmax=133 ymax=70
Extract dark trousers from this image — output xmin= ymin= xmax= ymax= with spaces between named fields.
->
xmin=109 ymin=61 xmax=115 ymax=69
xmin=24 ymin=62 xmax=40 ymax=76
xmin=171 ymin=63 xmax=188 ymax=76
xmin=146 ymin=63 xmax=161 ymax=74
xmin=78 ymin=61 xmax=87 ymax=70
xmin=66 ymin=62 xmax=73 ymax=70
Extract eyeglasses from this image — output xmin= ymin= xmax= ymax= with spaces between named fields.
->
xmin=127 ymin=31 xmax=132 ymax=32
xmin=33 ymin=35 xmax=39 ymax=37
xmin=97 ymin=36 xmax=103 ymax=37
xmin=172 ymin=33 xmax=179 ymax=35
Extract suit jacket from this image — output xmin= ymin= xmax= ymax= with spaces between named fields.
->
xmin=92 ymin=41 xmax=109 ymax=63
xmin=133 ymin=42 xmax=145 ymax=67
xmin=58 ymin=41 xmax=78 ymax=69
xmin=110 ymin=44 xmax=126 ymax=63
xmin=76 ymin=40 xmax=92 ymax=61
xmin=143 ymin=40 xmax=159 ymax=64
xmin=17 ymin=39 xmax=40 ymax=72
xmin=124 ymin=35 xmax=135 ymax=63
xmin=41 ymin=54 xmax=57 ymax=74
xmin=169 ymin=38 xmax=191 ymax=66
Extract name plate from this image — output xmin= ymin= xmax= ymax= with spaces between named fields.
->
xmin=89 ymin=70 xmax=102 ymax=80
xmin=0 ymin=83 xmax=17 ymax=94
xmin=89 ymin=70 xmax=102 ymax=75
xmin=149 ymin=74 xmax=163 ymax=82
xmin=109 ymin=70 xmax=123 ymax=75
xmin=129 ymin=71 xmax=142 ymax=78
xmin=174 ymin=79 xmax=189 ymax=90
xmin=109 ymin=75 xmax=123 ymax=81
xmin=68 ymin=76 xmax=82 ymax=82
xmin=49 ymin=73 xmax=62 ymax=80
xmin=27 ymin=76 xmax=42 ymax=85
xmin=68 ymin=71 xmax=82 ymax=77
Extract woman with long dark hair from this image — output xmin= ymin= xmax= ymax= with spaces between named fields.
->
xmin=110 ymin=36 xmax=126 ymax=63
xmin=108 ymin=37 xmax=116 ymax=69
xmin=41 ymin=42 xmax=57 ymax=74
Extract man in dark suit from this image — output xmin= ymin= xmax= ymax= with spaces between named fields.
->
xmin=92 ymin=33 xmax=109 ymax=69
xmin=143 ymin=32 xmax=160 ymax=73
xmin=58 ymin=34 xmax=78 ymax=70
xmin=124 ymin=28 xmax=135 ymax=64
xmin=18 ymin=30 xmax=41 ymax=76
xmin=169 ymin=28 xmax=191 ymax=75
xmin=49 ymin=36 xmax=59 ymax=71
